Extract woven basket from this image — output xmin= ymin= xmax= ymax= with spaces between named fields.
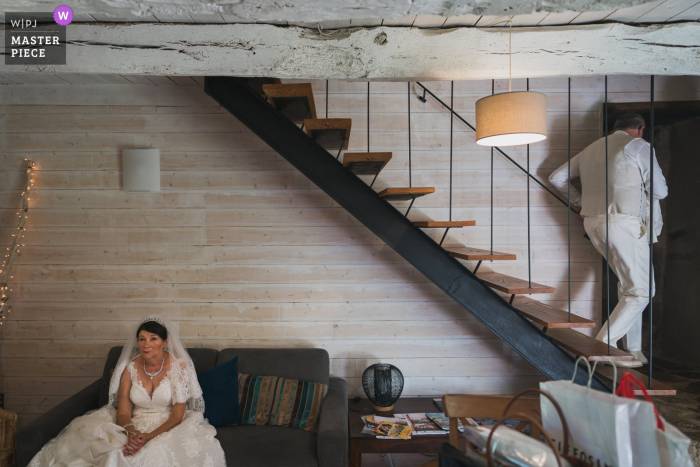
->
xmin=0 ymin=408 xmax=17 ymax=467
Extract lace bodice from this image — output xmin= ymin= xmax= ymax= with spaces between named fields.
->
xmin=127 ymin=361 xmax=173 ymax=413
xmin=127 ymin=356 xmax=198 ymax=412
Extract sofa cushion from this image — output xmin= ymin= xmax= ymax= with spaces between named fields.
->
xmin=238 ymin=373 xmax=328 ymax=432
xmin=99 ymin=346 xmax=219 ymax=407
xmin=216 ymin=425 xmax=318 ymax=467
xmin=217 ymin=348 xmax=329 ymax=385
xmin=197 ymin=356 xmax=242 ymax=427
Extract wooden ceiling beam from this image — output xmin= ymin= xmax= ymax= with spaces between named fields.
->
xmin=1 ymin=22 xmax=698 ymax=79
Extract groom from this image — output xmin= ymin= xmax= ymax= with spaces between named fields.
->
xmin=548 ymin=113 xmax=667 ymax=368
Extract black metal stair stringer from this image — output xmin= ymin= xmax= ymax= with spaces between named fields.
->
xmin=204 ymin=77 xmax=609 ymax=391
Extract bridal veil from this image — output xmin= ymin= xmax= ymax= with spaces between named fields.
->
xmin=107 ymin=315 xmax=205 ymax=412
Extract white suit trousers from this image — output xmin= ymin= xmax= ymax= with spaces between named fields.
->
xmin=583 ymin=214 xmax=654 ymax=352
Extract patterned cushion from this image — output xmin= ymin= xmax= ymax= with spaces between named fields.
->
xmin=238 ymin=373 xmax=328 ymax=433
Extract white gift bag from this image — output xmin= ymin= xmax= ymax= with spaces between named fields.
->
xmin=615 ymin=372 xmax=693 ymax=467
xmin=540 ymin=358 xmax=692 ymax=467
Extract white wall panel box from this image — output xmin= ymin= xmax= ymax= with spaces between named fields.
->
xmin=123 ymin=149 xmax=160 ymax=192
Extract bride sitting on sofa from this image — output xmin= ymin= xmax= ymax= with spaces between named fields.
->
xmin=29 ymin=315 xmax=226 ymax=466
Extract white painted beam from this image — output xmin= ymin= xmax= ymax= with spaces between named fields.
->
xmin=0 ymin=0 xmax=662 ymax=22
xmin=1 ymin=22 xmax=699 ymax=80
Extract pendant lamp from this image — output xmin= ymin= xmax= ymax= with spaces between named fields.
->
xmin=475 ymin=20 xmax=547 ymax=147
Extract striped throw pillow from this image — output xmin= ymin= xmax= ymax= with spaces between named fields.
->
xmin=238 ymin=373 xmax=329 ymax=433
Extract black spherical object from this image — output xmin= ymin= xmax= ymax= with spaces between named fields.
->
xmin=362 ymin=364 xmax=404 ymax=412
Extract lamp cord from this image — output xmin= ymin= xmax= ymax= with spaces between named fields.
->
xmin=488 ymin=16 xmax=514 ymax=91
xmin=486 ymin=17 xmax=515 ymax=90
xmin=509 ymin=17 xmax=512 ymax=92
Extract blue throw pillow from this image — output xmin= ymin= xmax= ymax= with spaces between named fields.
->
xmin=197 ymin=356 xmax=241 ymax=427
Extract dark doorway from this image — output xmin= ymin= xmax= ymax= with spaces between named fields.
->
xmin=659 ymin=116 xmax=700 ymax=366
xmin=603 ymin=102 xmax=700 ymax=365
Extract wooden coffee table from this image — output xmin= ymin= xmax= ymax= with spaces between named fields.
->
xmin=348 ymin=397 xmax=465 ymax=467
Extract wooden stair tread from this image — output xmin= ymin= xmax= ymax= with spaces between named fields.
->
xmin=263 ymin=83 xmax=317 ymax=122
xmin=304 ymin=118 xmax=352 ymax=150
xmin=512 ymin=296 xmax=596 ymax=329
xmin=595 ymin=366 xmax=676 ymax=396
xmin=449 ymin=247 xmax=516 ymax=261
xmin=414 ymin=221 xmax=476 ymax=228
xmin=343 ymin=152 xmax=392 ymax=175
xmin=547 ymin=328 xmax=634 ymax=361
xmin=246 ymin=78 xmax=281 ymax=96
xmin=377 ymin=187 xmax=435 ymax=200
xmin=477 ymin=272 xmax=555 ymax=294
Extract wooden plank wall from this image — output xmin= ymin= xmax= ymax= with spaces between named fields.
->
xmin=1 ymin=75 xmax=698 ymax=428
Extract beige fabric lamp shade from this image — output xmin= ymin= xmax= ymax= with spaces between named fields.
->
xmin=475 ymin=91 xmax=547 ymax=147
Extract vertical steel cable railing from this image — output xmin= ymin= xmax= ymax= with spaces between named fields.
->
xmin=490 ymin=80 xmax=495 ymax=256
xmin=649 ymin=75 xmax=655 ymax=389
xmin=526 ymin=78 xmax=532 ymax=289
xmin=450 ymin=81 xmax=454 ymax=222
xmin=605 ymin=76 xmax=611 ymax=356
xmin=568 ymin=78 xmax=572 ymax=322
xmin=415 ymin=82 xmax=579 ymax=217
xmin=408 ymin=83 xmax=412 ymax=188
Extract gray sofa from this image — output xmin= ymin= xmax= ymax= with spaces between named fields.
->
xmin=17 ymin=347 xmax=348 ymax=467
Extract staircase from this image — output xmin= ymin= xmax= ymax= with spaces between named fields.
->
xmin=205 ymin=77 xmax=673 ymax=394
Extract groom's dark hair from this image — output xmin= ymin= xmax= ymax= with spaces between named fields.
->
xmin=136 ymin=320 xmax=168 ymax=341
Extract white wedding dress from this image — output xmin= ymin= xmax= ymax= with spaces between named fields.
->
xmin=29 ymin=358 xmax=226 ymax=467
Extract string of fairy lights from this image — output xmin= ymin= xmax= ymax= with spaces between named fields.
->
xmin=1 ymin=159 xmax=35 ymax=324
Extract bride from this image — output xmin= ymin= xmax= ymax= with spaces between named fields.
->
xmin=29 ymin=315 xmax=226 ymax=466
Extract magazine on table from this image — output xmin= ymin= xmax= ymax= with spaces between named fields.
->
xmin=405 ymin=413 xmax=446 ymax=435
xmin=375 ymin=414 xmax=413 ymax=439
xmin=360 ymin=414 xmax=413 ymax=439
xmin=360 ymin=415 xmax=378 ymax=435
xmin=426 ymin=413 xmax=465 ymax=432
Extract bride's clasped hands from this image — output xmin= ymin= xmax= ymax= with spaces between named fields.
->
xmin=122 ymin=431 xmax=144 ymax=457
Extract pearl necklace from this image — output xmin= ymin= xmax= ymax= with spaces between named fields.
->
xmin=144 ymin=358 xmax=164 ymax=380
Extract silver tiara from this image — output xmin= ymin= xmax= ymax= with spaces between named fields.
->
xmin=141 ymin=317 xmax=166 ymax=327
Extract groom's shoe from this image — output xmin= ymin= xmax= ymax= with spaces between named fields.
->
xmin=627 ymin=350 xmax=648 ymax=364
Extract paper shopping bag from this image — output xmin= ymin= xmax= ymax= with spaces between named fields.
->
xmin=540 ymin=360 xmax=659 ymax=467
xmin=656 ymin=420 xmax=693 ymax=467
xmin=615 ymin=373 xmax=693 ymax=467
